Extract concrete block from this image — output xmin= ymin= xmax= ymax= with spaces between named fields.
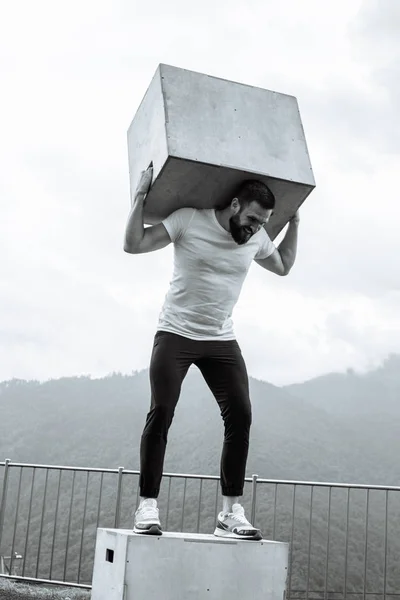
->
xmin=127 ymin=64 xmax=315 ymax=240
xmin=91 ymin=528 xmax=289 ymax=600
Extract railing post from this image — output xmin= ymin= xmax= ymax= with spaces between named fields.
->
xmin=0 ymin=459 xmax=11 ymax=552
xmin=251 ymin=473 xmax=258 ymax=525
xmin=114 ymin=467 xmax=124 ymax=529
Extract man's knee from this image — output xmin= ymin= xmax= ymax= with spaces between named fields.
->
xmin=223 ymin=397 xmax=252 ymax=429
xmin=240 ymin=403 xmax=252 ymax=428
xmin=144 ymin=404 xmax=175 ymax=435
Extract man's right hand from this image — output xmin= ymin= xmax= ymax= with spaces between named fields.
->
xmin=135 ymin=165 xmax=153 ymax=198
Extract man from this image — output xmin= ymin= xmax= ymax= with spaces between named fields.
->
xmin=124 ymin=166 xmax=299 ymax=540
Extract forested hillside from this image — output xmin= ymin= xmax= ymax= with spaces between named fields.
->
xmin=1 ymin=356 xmax=399 ymax=593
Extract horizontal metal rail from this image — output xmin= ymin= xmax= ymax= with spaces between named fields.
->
xmin=2 ymin=460 xmax=400 ymax=490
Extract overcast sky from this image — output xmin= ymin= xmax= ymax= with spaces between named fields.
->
xmin=1 ymin=0 xmax=399 ymax=386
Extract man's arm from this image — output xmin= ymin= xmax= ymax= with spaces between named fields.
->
xmin=123 ymin=167 xmax=172 ymax=254
xmin=255 ymin=212 xmax=299 ymax=276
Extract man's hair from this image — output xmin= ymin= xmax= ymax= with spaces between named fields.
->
xmin=234 ymin=179 xmax=275 ymax=210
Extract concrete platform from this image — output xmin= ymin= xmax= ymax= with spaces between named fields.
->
xmin=91 ymin=528 xmax=289 ymax=599
xmin=127 ymin=63 xmax=315 ymax=240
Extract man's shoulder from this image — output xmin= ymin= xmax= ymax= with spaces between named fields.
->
xmin=161 ymin=207 xmax=198 ymax=241
xmin=254 ymin=227 xmax=272 ymax=243
xmin=163 ymin=206 xmax=196 ymax=222
xmin=163 ymin=206 xmax=216 ymax=226
xmin=165 ymin=206 xmax=197 ymax=219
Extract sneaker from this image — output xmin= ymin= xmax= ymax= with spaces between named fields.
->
xmin=214 ymin=503 xmax=262 ymax=540
xmin=133 ymin=499 xmax=162 ymax=535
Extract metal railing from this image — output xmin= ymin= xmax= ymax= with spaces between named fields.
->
xmin=1 ymin=458 xmax=400 ymax=598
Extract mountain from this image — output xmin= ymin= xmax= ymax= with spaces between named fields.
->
xmin=1 ymin=361 xmax=399 ymax=485
xmin=1 ymin=355 xmax=400 ymax=592
xmin=285 ymin=353 xmax=400 ymax=418
xmin=284 ymin=353 xmax=400 ymax=484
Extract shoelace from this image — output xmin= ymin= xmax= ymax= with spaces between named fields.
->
xmin=230 ymin=506 xmax=251 ymax=526
xmin=140 ymin=507 xmax=159 ymax=519
xmin=139 ymin=501 xmax=159 ymax=518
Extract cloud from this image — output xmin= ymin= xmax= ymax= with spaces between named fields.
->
xmin=234 ymin=280 xmax=400 ymax=384
xmin=0 ymin=0 xmax=399 ymax=385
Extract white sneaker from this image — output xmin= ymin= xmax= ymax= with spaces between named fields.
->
xmin=133 ymin=499 xmax=162 ymax=535
xmin=214 ymin=503 xmax=262 ymax=540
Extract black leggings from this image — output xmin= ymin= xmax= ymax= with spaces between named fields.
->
xmin=139 ymin=331 xmax=252 ymax=498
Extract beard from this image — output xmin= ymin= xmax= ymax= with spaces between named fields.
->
xmin=229 ymin=213 xmax=252 ymax=245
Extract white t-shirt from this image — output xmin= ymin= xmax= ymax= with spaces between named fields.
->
xmin=158 ymin=208 xmax=276 ymax=340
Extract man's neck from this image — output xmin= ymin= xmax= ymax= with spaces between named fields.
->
xmin=215 ymin=207 xmax=231 ymax=232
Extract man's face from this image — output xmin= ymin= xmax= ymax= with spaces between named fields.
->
xmin=229 ymin=200 xmax=273 ymax=245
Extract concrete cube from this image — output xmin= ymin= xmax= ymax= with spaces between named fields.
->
xmin=91 ymin=528 xmax=289 ymax=600
xmin=127 ymin=64 xmax=315 ymax=240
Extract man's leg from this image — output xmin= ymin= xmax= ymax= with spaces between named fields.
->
xmin=195 ymin=340 xmax=251 ymax=499
xmin=195 ymin=340 xmax=261 ymax=540
xmin=139 ymin=331 xmax=195 ymax=499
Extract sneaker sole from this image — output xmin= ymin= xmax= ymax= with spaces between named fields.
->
xmin=213 ymin=527 xmax=262 ymax=541
xmin=133 ymin=524 xmax=162 ymax=536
